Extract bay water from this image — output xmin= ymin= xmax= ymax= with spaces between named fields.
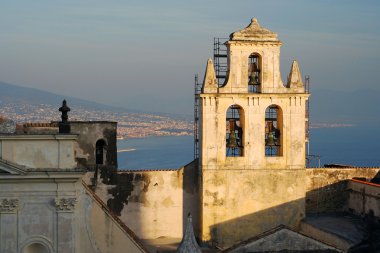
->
xmin=117 ymin=125 xmax=380 ymax=170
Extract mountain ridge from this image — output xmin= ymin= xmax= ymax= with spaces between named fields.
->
xmin=0 ymin=81 xmax=191 ymax=120
xmin=0 ymin=81 xmax=125 ymax=111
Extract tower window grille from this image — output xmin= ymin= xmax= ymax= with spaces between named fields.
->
xmin=248 ymin=54 xmax=261 ymax=93
xmin=265 ymin=105 xmax=282 ymax=156
xmin=226 ymin=105 xmax=244 ymax=157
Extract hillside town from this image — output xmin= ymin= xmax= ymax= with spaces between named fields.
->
xmin=0 ymin=101 xmax=192 ymax=138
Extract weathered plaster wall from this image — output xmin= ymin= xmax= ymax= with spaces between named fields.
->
xmin=198 ymin=23 xmax=308 ymax=248
xmin=221 ymin=43 xmax=284 ymax=93
xmin=90 ymin=161 xmax=199 ymax=240
xmin=78 ymin=184 xmax=147 ymax=253
xmin=0 ymin=172 xmax=147 ymax=253
xmin=199 ymin=94 xmax=307 ymax=170
xmin=0 ymin=135 xmax=77 ymax=169
xmin=348 ymin=179 xmax=380 ymax=218
xmin=198 ymin=93 xmax=307 ymax=248
xmin=305 ymin=168 xmax=380 ymax=213
xmin=0 ymin=172 xmax=82 ymax=253
xmin=70 ymin=121 xmax=117 ymax=169
xmin=201 ymin=168 xmax=305 ymax=248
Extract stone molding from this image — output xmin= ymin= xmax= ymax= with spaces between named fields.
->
xmin=55 ymin=197 xmax=77 ymax=212
xmin=0 ymin=198 xmax=19 ymax=213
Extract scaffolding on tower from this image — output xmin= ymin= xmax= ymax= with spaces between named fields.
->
xmin=194 ymin=38 xmax=228 ymax=159
xmin=194 ymin=74 xmax=202 ymax=159
xmin=213 ymin=38 xmax=229 ymax=87
xmin=305 ymin=75 xmax=311 ymax=167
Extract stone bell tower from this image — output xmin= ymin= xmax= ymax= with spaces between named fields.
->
xmin=198 ymin=18 xmax=309 ymax=247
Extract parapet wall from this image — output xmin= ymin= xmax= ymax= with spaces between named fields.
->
xmin=306 ymin=168 xmax=380 ymax=213
xmin=348 ymin=179 xmax=380 ymax=218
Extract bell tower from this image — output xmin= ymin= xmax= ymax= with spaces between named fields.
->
xmin=198 ymin=18 xmax=309 ymax=247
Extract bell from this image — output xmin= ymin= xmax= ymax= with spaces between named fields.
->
xmin=248 ymin=76 xmax=259 ymax=86
xmin=249 ymin=62 xmax=260 ymax=83
xmin=266 ymin=132 xmax=276 ymax=146
xmin=266 ymin=121 xmax=273 ymax=132
xmin=274 ymin=128 xmax=281 ymax=142
xmin=227 ymin=132 xmax=238 ymax=148
xmin=249 ymin=62 xmax=258 ymax=72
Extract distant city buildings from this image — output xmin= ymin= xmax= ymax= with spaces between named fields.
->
xmin=0 ymin=102 xmax=193 ymax=138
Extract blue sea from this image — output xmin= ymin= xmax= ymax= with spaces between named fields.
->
xmin=117 ymin=124 xmax=380 ymax=170
xmin=308 ymin=124 xmax=380 ymax=167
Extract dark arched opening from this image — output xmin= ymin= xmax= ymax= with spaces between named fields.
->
xmin=23 ymin=243 xmax=49 ymax=253
xmin=96 ymin=139 xmax=107 ymax=165
xmin=265 ymin=105 xmax=283 ymax=156
xmin=226 ymin=105 xmax=244 ymax=157
xmin=248 ymin=53 xmax=261 ymax=93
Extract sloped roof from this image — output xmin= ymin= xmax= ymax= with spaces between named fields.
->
xmin=230 ymin=18 xmax=280 ymax=42
xmin=222 ymin=225 xmax=341 ymax=253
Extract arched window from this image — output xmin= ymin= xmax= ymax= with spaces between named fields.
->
xmin=23 ymin=243 xmax=49 ymax=253
xmin=265 ymin=105 xmax=282 ymax=156
xmin=226 ymin=105 xmax=244 ymax=157
xmin=96 ymin=139 xmax=107 ymax=165
xmin=248 ymin=53 xmax=261 ymax=93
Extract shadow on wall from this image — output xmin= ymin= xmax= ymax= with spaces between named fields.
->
xmin=305 ymin=168 xmax=380 ymax=213
xmin=371 ymin=170 xmax=380 ymax=184
xmin=306 ymin=180 xmax=350 ymax=214
xmin=182 ymin=159 xmax=200 ymax=240
xmin=91 ymin=165 xmax=380 ymax=250
xmin=305 ymin=176 xmax=380 ymax=252
xmin=208 ymin=169 xmax=380 ymax=249
xmin=208 ymin=198 xmax=305 ymax=248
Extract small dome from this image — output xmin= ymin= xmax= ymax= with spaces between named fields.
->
xmin=230 ymin=18 xmax=280 ymax=42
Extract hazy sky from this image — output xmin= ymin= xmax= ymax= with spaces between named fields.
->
xmin=1 ymin=0 xmax=379 ymax=115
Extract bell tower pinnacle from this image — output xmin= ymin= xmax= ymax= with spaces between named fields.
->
xmin=198 ymin=18 xmax=310 ymax=247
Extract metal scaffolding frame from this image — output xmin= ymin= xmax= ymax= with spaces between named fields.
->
xmin=213 ymin=38 xmax=228 ymax=87
xmin=304 ymin=75 xmax=312 ymax=167
xmin=194 ymin=38 xmax=227 ymax=159
xmin=194 ymin=74 xmax=201 ymax=159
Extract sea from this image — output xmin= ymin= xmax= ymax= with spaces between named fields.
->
xmin=117 ymin=124 xmax=380 ymax=170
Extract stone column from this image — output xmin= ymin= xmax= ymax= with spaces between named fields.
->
xmin=55 ymin=197 xmax=77 ymax=253
xmin=0 ymin=199 xmax=18 ymax=253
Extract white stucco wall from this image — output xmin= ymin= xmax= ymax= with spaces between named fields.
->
xmin=0 ymin=173 xmax=147 ymax=253
xmin=0 ymin=135 xmax=77 ymax=169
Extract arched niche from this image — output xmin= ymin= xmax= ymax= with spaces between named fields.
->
xmin=96 ymin=139 xmax=107 ymax=165
xmin=23 ymin=243 xmax=49 ymax=253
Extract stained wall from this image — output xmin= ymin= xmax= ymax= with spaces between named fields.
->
xmin=70 ymin=121 xmax=117 ymax=169
xmin=91 ymin=161 xmax=199 ymax=240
